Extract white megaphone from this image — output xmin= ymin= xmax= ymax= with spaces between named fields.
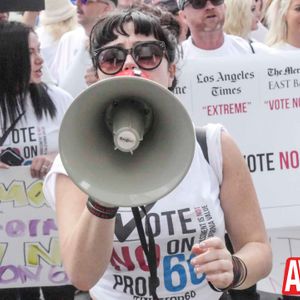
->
xmin=59 ymin=75 xmax=195 ymax=207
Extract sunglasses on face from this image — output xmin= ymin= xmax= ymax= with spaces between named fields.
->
xmin=183 ymin=0 xmax=224 ymax=9
xmin=94 ymin=41 xmax=168 ymax=75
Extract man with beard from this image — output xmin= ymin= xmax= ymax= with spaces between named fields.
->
xmin=51 ymin=0 xmax=117 ymax=96
xmin=176 ymin=1 xmax=270 ymax=300
xmin=178 ymin=0 xmax=270 ymax=57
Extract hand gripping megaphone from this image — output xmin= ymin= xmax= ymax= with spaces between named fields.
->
xmin=59 ymin=76 xmax=195 ymax=207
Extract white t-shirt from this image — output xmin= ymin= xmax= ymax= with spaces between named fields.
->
xmin=59 ymin=43 xmax=92 ymax=98
xmin=43 ymin=123 xmax=226 ymax=300
xmin=272 ymin=42 xmax=300 ymax=51
xmin=36 ymin=26 xmax=59 ymax=72
xmin=0 ymin=85 xmax=73 ymax=165
xmin=182 ymin=34 xmax=274 ymax=58
xmin=50 ymin=26 xmax=87 ymax=85
xmin=250 ymin=22 xmax=268 ymax=44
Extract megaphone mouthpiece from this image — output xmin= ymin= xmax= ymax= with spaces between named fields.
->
xmin=106 ymin=100 xmax=153 ymax=154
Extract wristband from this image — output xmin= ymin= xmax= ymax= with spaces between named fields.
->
xmin=86 ymin=197 xmax=118 ymax=219
xmin=208 ymin=255 xmax=248 ymax=292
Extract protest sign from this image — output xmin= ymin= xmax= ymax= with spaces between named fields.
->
xmin=0 ymin=166 xmax=68 ymax=288
xmin=176 ymin=51 xmax=300 ymax=229
xmin=176 ymin=51 xmax=300 ymax=294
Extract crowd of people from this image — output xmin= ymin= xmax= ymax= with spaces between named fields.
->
xmin=1 ymin=0 xmax=299 ymax=299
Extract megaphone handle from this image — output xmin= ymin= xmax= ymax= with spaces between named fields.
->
xmin=132 ymin=206 xmax=159 ymax=299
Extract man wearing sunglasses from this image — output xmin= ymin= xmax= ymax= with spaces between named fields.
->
xmin=177 ymin=2 xmax=271 ymax=300
xmin=50 ymin=0 xmax=117 ymax=97
xmin=178 ymin=0 xmax=272 ymax=57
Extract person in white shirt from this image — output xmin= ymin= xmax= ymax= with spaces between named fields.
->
xmin=177 ymin=2 xmax=274 ymax=299
xmin=36 ymin=0 xmax=78 ymax=74
xmin=0 ymin=20 xmax=74 ymax=300
xmin=265 ymin=0 xmax=300 ymax=50
xmin=43 ymin=8 xmax=272 ymax=300
xmin=51 ymin=0 xmax=117 ymax=97
xmin=178 ymin=0 xmax=274 ymax=58
xmin=250 ymin=0 xmax=269 ymax=43
xmin=223 ymin=0 xmax=273 ymax=53
xmin=224 ymin=0 xmax=259 ymax=39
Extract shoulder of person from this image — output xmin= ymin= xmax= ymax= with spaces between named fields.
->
xmin=272 ymin=42 xmax=299 ymax=51
xmin=182 ymin=36 xmax=192 ymax=47
xmin=225 ymin=34 xmax=249 ymax=46
xmin=251 ymin=39 xmax=278 ymax=54
xmin=47 ymin=84 xmax=74 ymax=107
xmin=59 ymin=26 xmax=86 ymax=44
xmin=200 ymin=123 xmax=227 ymax=185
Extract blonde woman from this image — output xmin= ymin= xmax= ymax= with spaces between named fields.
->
xmin=224 ymin=0 xmax=273 ymax=53
xmin=266 ymin=0 xmax=300 ymax=50
xmin=36 ymin=0 xmax=78 ymax=71
xmin=224 ymin=0 xmax=259 ymax=39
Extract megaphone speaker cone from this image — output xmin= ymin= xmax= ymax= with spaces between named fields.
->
xmin=59 ymin=76 xmax=195 ymax=207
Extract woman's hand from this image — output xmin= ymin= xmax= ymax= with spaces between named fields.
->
xmin=190 ymin=237 xmax=233 ymax=289
xmin=30 ymin=153 xmax=56 ymax=179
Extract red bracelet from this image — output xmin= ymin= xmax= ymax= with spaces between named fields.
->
xmin=86 ymin=197 xmax=118 ymax=219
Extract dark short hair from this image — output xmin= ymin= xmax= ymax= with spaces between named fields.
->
xmin=90 ymin=8 xmax=178 ymax=69
xmin=154 ymin=0 xmax=180 ymax=15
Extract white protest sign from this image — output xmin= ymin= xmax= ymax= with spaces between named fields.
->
xmin=0 ymin=166 xmax=69 ymax=288
xmin=176 ymin=51 xmax=300 ymax=229
xmin=176 ymin=51 xmax=300 ymax=294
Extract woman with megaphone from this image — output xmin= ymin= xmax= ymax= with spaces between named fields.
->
xmin=44 ymin=7 xmax=272 ymax=300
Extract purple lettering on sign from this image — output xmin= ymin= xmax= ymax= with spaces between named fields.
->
xmin=0 ymin=265 xmax=18 ymax=284
xmin=6 ymin=220 xmax=25 ymax=237
xmin=29 ymin=219 xmax=41 ymax=237
xmin=48 ymin=267 xmax=69 ymax=284
xmin=43 ymin=219 xmax=58 ymax=235
xmin=0 ymin=265 xmax=42 ymax=284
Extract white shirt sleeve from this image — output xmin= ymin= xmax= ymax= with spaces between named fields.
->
xmin=43 ymin=154 xmax=67 ymax=210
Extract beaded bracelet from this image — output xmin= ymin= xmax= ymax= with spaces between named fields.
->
xmin=208 ymin=255 xmax=248 ymax=292
xmin=86 ymin=197 xmax=118 ymax=219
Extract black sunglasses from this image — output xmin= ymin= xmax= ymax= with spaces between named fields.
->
xmin=94 ymin=41 xmax=168 ymax=75
xmin=183 ymin=0 xmax=224 ymax=9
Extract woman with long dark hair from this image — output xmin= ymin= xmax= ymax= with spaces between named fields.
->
xmin=0 ymin=21 xmax=75 ymax=300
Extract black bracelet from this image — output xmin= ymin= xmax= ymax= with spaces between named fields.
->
xmin=86 ymin=197 xmax=118 ymax=219
xmin=208 ymin=255 xmax=248 ymax=292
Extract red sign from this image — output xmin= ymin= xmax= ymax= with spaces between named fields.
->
xmin=282 ymin=257 xmax=300 ymax=295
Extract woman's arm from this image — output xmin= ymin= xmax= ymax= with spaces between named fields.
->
xmin=219 ymin=130 xmax=272 ymax=289
xmin=55 ymin=174 xmax=116 ymax=291
xmin=191 ymin=130 xmax=272 ymax=290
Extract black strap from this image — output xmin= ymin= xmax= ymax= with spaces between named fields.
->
xmin=132 ymin=206 xmax=159 ymax=299
xmin=0 ymin=111 xmax=25 ymax=147
xmin=195 ymin=127 xmax=209 ymax=164
xmin=248 ymin=40 xmax=255 ymax=54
